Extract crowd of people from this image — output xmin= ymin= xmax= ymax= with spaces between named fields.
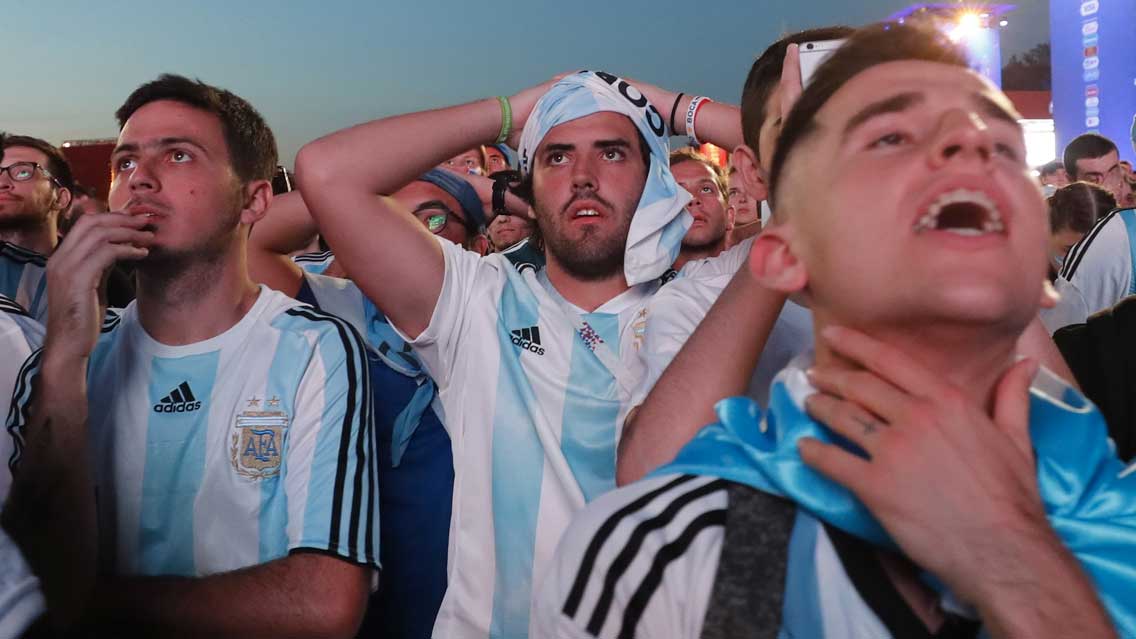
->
xmin=1 ymin=17 xmax=1135 ymax=639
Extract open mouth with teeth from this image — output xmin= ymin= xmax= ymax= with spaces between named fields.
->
xmin=913 ymin=188 xmax=1004 ymax=236
xmin=574 ymin=209 xmax=600 ymax=218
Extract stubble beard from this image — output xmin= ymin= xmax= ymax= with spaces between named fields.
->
xmin=535 ymin=194 xmax=632 ymax=282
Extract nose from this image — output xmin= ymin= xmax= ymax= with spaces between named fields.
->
xmin=570 ymin=154 xmax=597 ymax=193
xmin=128 ymin=156 xmax=160 ymax=193
xmin=928 ymin=109 xmax=994 ymax=168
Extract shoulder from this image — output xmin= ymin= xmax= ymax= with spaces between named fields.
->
xmin=1060 ymin=208 xmax=1135 ymax=282
xmin=678 ymin=236 xmax=753 ymax=281
xmin=540 ymin=474 xmax=729 ymax=638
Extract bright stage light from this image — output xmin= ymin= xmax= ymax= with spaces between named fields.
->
xmin=950 ymin=12 xmax=983 ymax=41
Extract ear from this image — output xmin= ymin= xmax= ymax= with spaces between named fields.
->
xmin=239 ymin=179 xmax=273 ymax=226
xmin=1039 ymin=279 xmax=1059 ymax=309
xmin=748 ymin=226 xmax=807 ymax=293
xmin=470 ymin=234 xmax=491 ymax=257
xmin=731 ymin=146 xmax=768 ymax=202
xmin=52 ymin=186 xmax=73 ymax=214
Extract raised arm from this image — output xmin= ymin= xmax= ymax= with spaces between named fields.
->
xmin=247 ymin=191 xmax=318 ymax=296
xmin=295 ymin=81 xmax=552 ymax=337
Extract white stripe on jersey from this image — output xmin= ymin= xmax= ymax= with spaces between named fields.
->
xmin=392 ymin=238 xmax=656 ymax=638
xmin=0 ymin=295 xmax=42 ymax=501
xmin=8 ymin=286 xmax=378 ymax=577
xmin=533 ymin=474 xmax=727 ymax=639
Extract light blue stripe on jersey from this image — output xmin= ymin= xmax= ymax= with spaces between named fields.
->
xmin=489 ymin=280 xmax=544 ymax=638
xmin=781 ymin=512 xmax=825 ymax=638
xmin=1120 ymin=209 xmax=1136 ymax=295
xmin=138 ymin=351 xmax=220 ymax=575
xmin=257 ymin=330 xmax=309 ymax=563
xmin=559 ymin=312 xmax=619 ymax=502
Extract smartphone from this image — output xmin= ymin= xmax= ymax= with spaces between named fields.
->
xmin=799 ymin=39 xmax=846 ymax=88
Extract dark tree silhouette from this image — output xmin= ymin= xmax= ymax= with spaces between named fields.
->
xmin=1002 ymin=43 xmax=1051 ymax=91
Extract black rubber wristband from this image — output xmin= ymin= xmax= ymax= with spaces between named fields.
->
xmin=669 ymin=92 xmax=685 ymax=136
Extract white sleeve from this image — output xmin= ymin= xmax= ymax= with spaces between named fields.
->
xmin=0 ymin=312 xmax=41 ymax=501
xmin=0 ymin=528 xmax=44 ymax=637
xmin=532 ymin=474 xmax=721 ymax=639
xmin=389 ymin=237 xmax=498 ymax=389
xmin=1041 ymin=279 xmax=1092 ymax=333
xmin=630 ymin=286 xmax=711 ymax=408
xmin=1047 ymin=213 xmax=1133 ymax=332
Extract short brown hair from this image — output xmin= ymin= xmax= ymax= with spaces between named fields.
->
xmin=669 ymin=148 xmax=726 ymax=200
xmin=116 ymin=74 xmax=277 ymax=185
xmin=740 ymin=26 xmax=855 ymax=164
xmin=1 ymin=134 xmax=75 ymax=192
xmin=769 ymin=23 xmax=970 ymax=208
xmin=1048 ymin=182 xmax=1116 ymax=234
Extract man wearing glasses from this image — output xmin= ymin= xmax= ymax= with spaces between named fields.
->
xmin=1043 ymin=133 xmax=1135 ymax=332
xmin=0 ymin=135 xmax=75 ymax=320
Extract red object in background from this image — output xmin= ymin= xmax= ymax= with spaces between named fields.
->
xmin=1003 ymin=91 xmax=1052 ymax=119
xmin=60 ymin=139 xmax=116 ymax=201
xmin=697 ymin=143 xmax=729 ymax=168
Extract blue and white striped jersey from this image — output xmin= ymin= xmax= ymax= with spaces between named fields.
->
xmin=292 ymin=250 xmax=336 ymax=275
xmin=393 ymin=238 xmax=658 ymax=638
xmin=1043 ymin=207 xmax=1136 ymax=332
xmin=0 ymin=295 xmax=42 ymax=501
xmin=0 ymin=243 xmax=47 ymax=323
xmin=8 ymin=286 xmax=379 ymax=578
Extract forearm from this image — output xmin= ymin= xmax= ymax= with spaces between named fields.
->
xmin=617 ymin=269 xmax=786 ymax=484
xmin=973 ymin=529 xmax=1114 ymax=639
xmin=297 ymin=98 xmax=502 ymax=199
xmin=633 ymin=82 xmax=743 ymax=150
xmin=91 ymin=554 xmax=370 ymax=639
xmin=2 ymin=353 xmax=97 ymax=630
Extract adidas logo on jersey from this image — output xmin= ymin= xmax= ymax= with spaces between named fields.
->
xmin=510 ymin=326 xmax=545 ymax=356
xmin=153 ymin=381 xmax=202 ymax=413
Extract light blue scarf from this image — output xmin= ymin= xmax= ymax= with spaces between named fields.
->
xmin=518 ymin=71 xmax=692 ymax=285
xmin=654 ymin=357 xmax=1136 ymax=635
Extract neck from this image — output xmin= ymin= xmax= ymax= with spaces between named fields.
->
xmin=543 ymin=255 xmax=630 ymax=312
xmin=811 ymin=312 xmax=1020 ymax=412
xmin=135 ymin=241 xmax=260 ymax=346
xmin=673 ymin=239 xmax=726 ymax=271
xmin=729 ymin=220 xmax=762 ymax=246
xmin=0 ymin=221 xmax=57 ymax=255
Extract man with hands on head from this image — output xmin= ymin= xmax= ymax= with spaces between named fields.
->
xmin=536 ymin=23 xmax=1130 ymax=639
xmin=6 ymin=74 xmax=378 ymax=638
xmin=295 ymin=67 xmax=749 ymax=637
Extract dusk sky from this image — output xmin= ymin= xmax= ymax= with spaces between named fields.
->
xmin=5 ymin=0 xmax=1050 ymax=165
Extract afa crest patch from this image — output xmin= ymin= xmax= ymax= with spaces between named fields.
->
xmin=231 ymin=396 xmax=289 ymax=480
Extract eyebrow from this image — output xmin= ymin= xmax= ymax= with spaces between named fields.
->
xmin=412 ymin=200 xmax=456 ymax=215
xmin=541 ymin=138 xmax=633 ymax=155
xmin=112 ymin=136 xmax=210 ymax=157
xmin=842 ymin=90 xmax=1022 ymax=142
xmin=842 ymin=92 xmax=924 ymax=141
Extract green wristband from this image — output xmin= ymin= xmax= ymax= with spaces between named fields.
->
xmin=495 ymin=96 xmax=512 ymax=144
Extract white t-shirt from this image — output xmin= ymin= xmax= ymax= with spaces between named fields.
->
xmin=1043 ymin=207 xmax=1136 ymax=332
xmin=0 ymin=527 xmax=45 ymax=637
xmin=8 ymin=286 xmax=379 ymax=578
xmin=393 ymin=238 xmax=658 ymax=638
xmin=633 ymin=237 xmax=815 ymax=409
xmin=0 ymin=295 xmax=43 ymax=501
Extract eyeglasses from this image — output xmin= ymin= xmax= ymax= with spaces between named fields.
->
xmin=414 ymin=204 xmax=475 ymax=236
xmin=0 ymin=161 xmax=59 ymax=185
